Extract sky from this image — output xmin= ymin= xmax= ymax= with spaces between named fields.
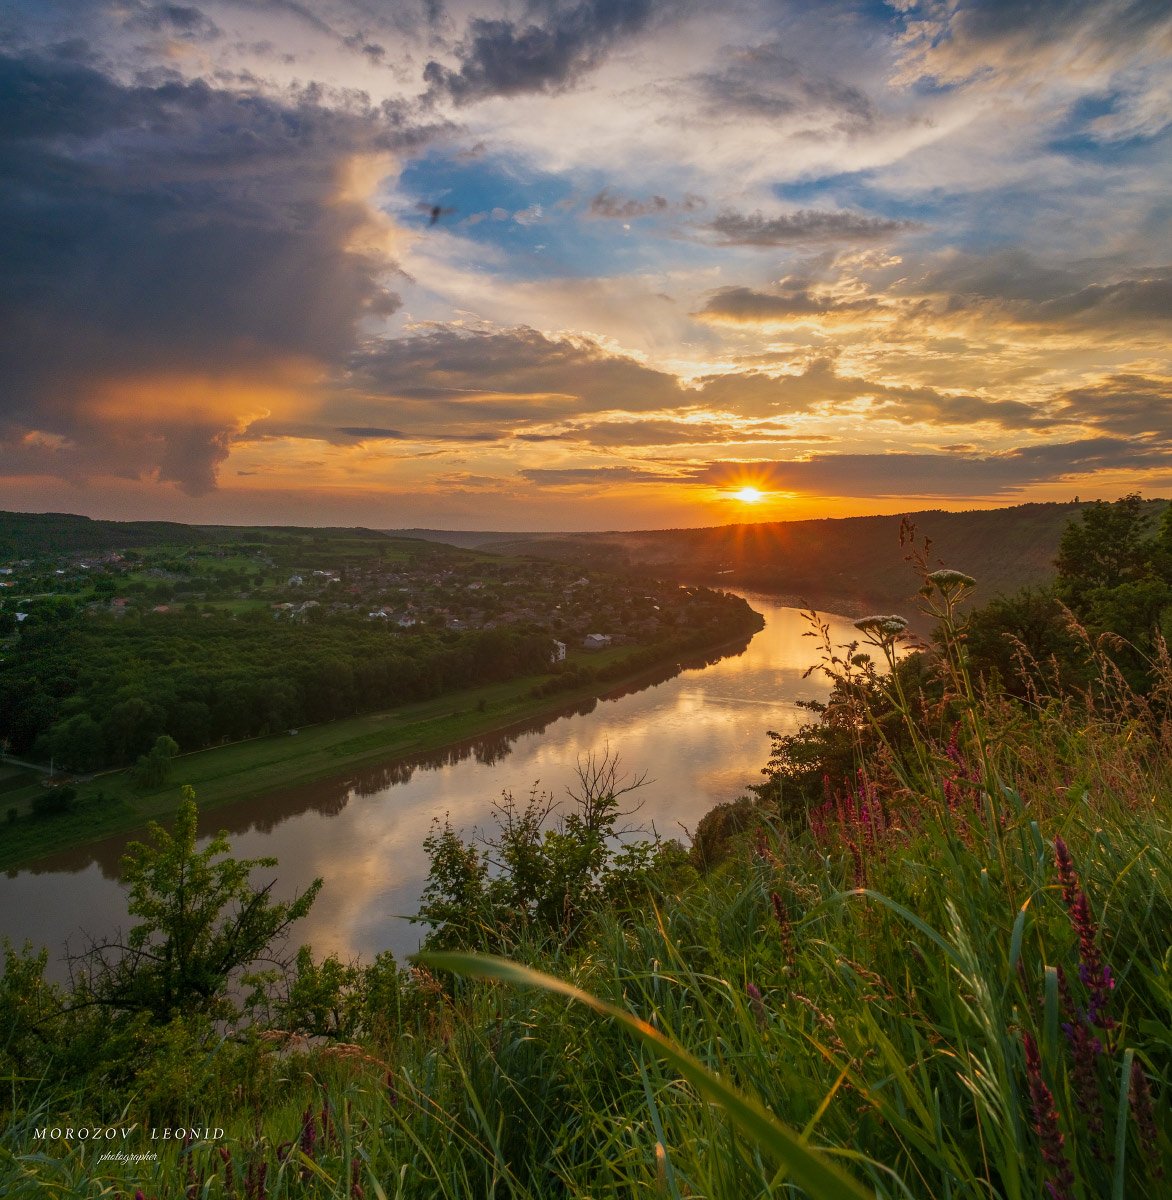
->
xmin=1 ymin=0 xmax=1170 ymax=531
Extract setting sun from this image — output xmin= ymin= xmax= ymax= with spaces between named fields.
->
xmin=733 ymin=486 xmax=764 ymax=503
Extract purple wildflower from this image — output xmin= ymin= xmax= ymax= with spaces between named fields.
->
xmin=746 ymin=981 xmax=767 ymax=1029
xmin=1022 ymin=1031 xmax=1076 ymax=1200
xmin=1053 ymin=837 xmax=1116 ymax=1041
xmin=1053 ymin=836 xmax=1079 ymax=910
xmin=771 ymin=891 xmax=796 ymax=970
xmin=1130 ymin=1059 xmax=1163 ymax=1179
xmin=1057 ymin=966 xmax=1106 ymax=1151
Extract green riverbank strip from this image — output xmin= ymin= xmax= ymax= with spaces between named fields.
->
xmin=0 ymin=635 xmax=747 ymax=872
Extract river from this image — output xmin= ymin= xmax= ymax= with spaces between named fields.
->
xmin=0 ymin=595 xmax=864 ymax=975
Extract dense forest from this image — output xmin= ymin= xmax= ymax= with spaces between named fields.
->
xmin=2 ymin=497 xmax=1171 ymax=1198
xmin=0 ymin=591 xmax=756 ymax=773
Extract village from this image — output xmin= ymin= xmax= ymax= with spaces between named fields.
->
xmin=0 ymin=532 xmax=728 ymax=655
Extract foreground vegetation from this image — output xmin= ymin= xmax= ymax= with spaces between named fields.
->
xmin=2 ymin=500 xmax=1171 ymax=1197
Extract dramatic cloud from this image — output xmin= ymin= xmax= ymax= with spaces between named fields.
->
xmin=1 ymin=0 xmax=1168 ymax=525
xmin=701 ymin=209 xmax=914 ymax=246
xmin=423 ymin=0 xmax=658 ymax=104
xmin=0 ymin=49 xmax=423 ymax=492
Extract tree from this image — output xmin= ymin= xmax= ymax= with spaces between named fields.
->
xmin=132 ymin=733 xmax=179 ymax=787
xmin=74 ymin=788 xmax=321 ymax=1022
xmin=417 ymin=750 xmax=655 ymax=950
xmin=48 ymin=712 xmax=106 ymax=772
xmin=1056 ymin=493 xmax=1153 ymax=606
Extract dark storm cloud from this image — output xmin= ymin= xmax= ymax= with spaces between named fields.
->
xmin=423 ymin=0 xmax=657 ymax=104
xmin=127 ymin=3 xmax=222 ymax=41
xmin=694 ymin=40 xmax=874 ymax=130
xmin=587 ymin=188 xmax=704 ymax=219
xmin=342 ymin=32 xmax=387 ymax=62
xmin=697 ymin=283 xmax=881 ymax=321
xmin=701 ymin=209 xmax=913 ymax=246
xmin=0 ymin=48 xmax=433 ymax=493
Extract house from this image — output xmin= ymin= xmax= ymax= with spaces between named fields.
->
xmin=582 ymin=633 xmax=611 ymax=651
xmin=551 ymin=639 xmax=567 ymax=663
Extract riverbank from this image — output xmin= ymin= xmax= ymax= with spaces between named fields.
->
xmin=0 ymin=624 xmax=760 ymax=872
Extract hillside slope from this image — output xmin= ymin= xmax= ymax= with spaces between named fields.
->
xmin=398 ymin=500 xmax=1169 ymax=607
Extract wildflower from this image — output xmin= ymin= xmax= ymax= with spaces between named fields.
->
xmin=386 ymin=1069 xmax=399 ymax=1108
xmin=1022 ymin=1031 xmax=1076 ymax=1200
xmin=753 ymin=826 xmax=772 ymax=864
xmin=771 ymin=891 xmax=796 ymax=970
xmin=926 ymin=568 xmax=976 ymax=590
xmin=1130 ymin=1059 xmax=1163 ymax=1178
xmin=299 ymin=1104 xmax=316 ymax=1159
xmin=1057 ymin=966 xmax=1105 ymax=1150
xmin=853 ymin=614 xmax=908 ymax=639
xmin=746 ymin=982 xmax=767 ymax=1029
xmin=1053 ymin=835 xmax=1079 ymax=910
xmin=1053 ymin=837 xmax=1115 ymax=1039
xmin=847 ymin=837 xmax=865 ymax=888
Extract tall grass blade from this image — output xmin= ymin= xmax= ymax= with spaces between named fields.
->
xmin=420 ymin=951 xmax=875 ymax=1200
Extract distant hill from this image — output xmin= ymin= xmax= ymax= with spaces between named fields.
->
xmin=5 ymin=501 xmax=1168 ymax=611
xmin=0 ymin=512 xmax=403 ymax=560
xmin=393 ymin=501 xmax=1170 ymax=609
